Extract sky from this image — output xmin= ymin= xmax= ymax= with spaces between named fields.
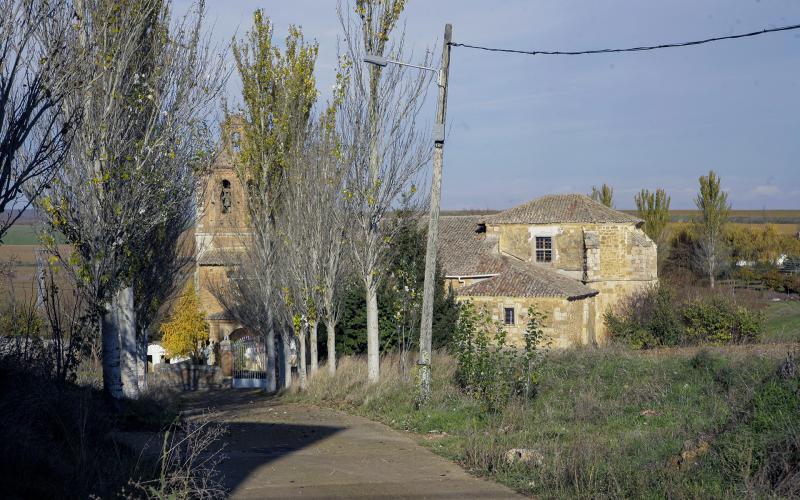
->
xmin=176 ymin=0 xmax=800 ymax=210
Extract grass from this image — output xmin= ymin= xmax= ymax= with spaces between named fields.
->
xmin=764 ymin=300 xmax=800 ymax=343
xmin=285 ymin=346 xmax=799 ymax=498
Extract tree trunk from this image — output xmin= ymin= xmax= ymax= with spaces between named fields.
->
xmin=309 ymin=320 xmax=318 ymax=374
xmin=101 ymin=301 xmax=123 ymax=401
xmin=282 ymin=332 xmax=292 ymax=390
xmin=366 ymin=282 xmax=380 ymax=383
xmin=265 ymin=316 xmax=277 ymax=393
xmin=298 ymin=324 xmax=307 ymax=390
xmin=709 ymin=241 xmax=716 ymax=289
xmin=366 ymin=61 xmax=381 ymax=385
xmin=137 ymin=328 xmax=147 ymax=393
xmin=326 ymin=316 xmax=336 ymax=375
xmin=116 ymin=287 xmax=139 ymax=399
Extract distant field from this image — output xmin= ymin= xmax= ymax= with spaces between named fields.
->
xmin=665 ymin=221 xmax=799 ymax=235
xmin=443 ymin=209 xmax=800 ymax=225
xmin=623 ymin=209 xmax=800 ymax=225
xmin=0 ymin=224 xmax=66 ymax=245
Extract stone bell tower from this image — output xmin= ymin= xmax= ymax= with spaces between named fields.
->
xmin=195 ymin=117 xmax=251 ymax=343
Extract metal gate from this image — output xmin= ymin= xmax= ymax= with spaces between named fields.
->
xmin=232 ymin=335 xmax=267 ymax=389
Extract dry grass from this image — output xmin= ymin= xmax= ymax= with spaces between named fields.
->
xmin=292 ymin=351 xmax=461 ymax=411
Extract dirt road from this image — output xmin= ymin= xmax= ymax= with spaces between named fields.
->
xmin=182 ymin=390 xmax=520 ymax=499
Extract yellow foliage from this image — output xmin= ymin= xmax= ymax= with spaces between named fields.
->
xmin=160 ymin=283 xmax=208 ymax=359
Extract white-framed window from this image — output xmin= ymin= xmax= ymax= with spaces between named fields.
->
xmin=504 ymin=307 xmax=515 ymax=325
xmin=536 ymin=236 xmax=552 ymax=262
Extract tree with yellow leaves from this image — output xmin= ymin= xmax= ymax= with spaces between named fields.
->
xmin=160 ymin=283 xmax=209 ymax=362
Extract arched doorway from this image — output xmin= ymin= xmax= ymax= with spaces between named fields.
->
xmin=230 ymin=328 xmax=267 ymax=389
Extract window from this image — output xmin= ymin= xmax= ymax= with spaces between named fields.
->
xmin=536 ymin=236 xmax=552 ymax=262
xmin=504 ymin=307 xmax=515 ymax=325
xmin=220 ymin=179 xmax=232 ymax=213
xmin=231 ymin=131 xmax=241 ymax=153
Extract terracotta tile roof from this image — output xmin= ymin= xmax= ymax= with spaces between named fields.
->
xmin=484 ymin=193 xmax=641 ymax=224
xmin=458 ymin=258 xmax=598 ymax=300
xmin=437 ymin=216 xmax=504 ymax=277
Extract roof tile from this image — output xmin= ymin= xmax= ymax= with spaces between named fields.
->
xmin=484 ymin=193 xmax=641 ymax=224
xmin=457 ymin=258 xmax=598 ymax=300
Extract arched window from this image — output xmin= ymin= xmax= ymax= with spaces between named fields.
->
xmin=231 ymin=131 xmax=241 ymax=153
xmin=220 ymin=179 xmax=232 ymax=214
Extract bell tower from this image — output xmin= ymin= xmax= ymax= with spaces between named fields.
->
xmin=195 ymin=116 xmax=251 ymax=343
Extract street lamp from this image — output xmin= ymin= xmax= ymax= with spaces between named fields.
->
xmin=363 ymin=24 xmax=452 ymax=403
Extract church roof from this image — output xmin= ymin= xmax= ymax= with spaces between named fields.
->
xmin=484 ymin=193 xmax=641 ymax=225
xmin=457 ymin=258 xmax=598 ymax=300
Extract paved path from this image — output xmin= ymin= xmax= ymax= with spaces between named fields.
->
xmin=183 ymin=390 xmax=521 ymax=499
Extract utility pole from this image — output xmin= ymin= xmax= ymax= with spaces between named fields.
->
xmin=417 ymin=24 xmax=452 ymax=404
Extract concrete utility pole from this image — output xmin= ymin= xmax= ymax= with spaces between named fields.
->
xmin=417 ymin=24 xmax=452 ymax=404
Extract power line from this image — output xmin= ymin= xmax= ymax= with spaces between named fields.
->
xmin=449 ymin=23 xmax=800 ymax=56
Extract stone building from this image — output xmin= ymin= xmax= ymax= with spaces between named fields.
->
xmin=194 ymin=122 xmax=251 ymax=344
xmin=439 ymin=194 xmax=657 ymax=347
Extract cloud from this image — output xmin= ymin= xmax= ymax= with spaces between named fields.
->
xmin=749 ymin=185 xmax=781 ymax=197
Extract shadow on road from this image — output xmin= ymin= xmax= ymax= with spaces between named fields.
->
xmin=181 ymin=389 xmax=345 ymax=495
xmin=219 ymin=421 xmax=344 ymax=493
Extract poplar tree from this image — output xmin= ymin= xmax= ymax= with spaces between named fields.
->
xmin=694 ymin=170 xmax=730 ymax=288
xmin=339 ymin=0 xmax=433 ymax=382
xmin=34 ymin=0 xmax=225 ymax=401
xmin=635 ymin=188 xmax=671 ymax=244
xmin=591 ymin=184 xmax=614 ymax=208
xmin=228 ymin=10 xmax=319 ymax=391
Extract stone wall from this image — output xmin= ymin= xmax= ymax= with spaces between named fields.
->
xmin=150 ymin=362 xmax=227 ymax=391
xmin=484 ymin=221 xmax=657 ymax=344
xmin=589 ymin=278 xmax=656 ymax=344
xmin=487 ymin=222 xmax=656 ymax=283
xmin=197 ymin=265 xmax=226 ymax=318
xmin=458 ymin=295 xmax=596 ymax=349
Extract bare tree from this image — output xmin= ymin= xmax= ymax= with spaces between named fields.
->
xmin=32 ymin=0 xmax=225 ymax=402
xmin=338 ymin=0 xmax=433 ymax=382
xmin=694 ymin=170 xmax=730 ymax=288
xmin=0 ymin=0 xmax=78 ymax=240
xmin=315 ymin=118 xmax=350 ymax=376
xmin=275 ymin=115 xmax=348 ymax=383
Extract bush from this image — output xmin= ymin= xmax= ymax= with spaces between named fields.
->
xmin=605 ymin=283 xmax=684 ymax=348
xmin=452 ymin=302 xmax=548 ymax=412
xmin=607 ymin=283 xmax=764 ymax=348
xmin=684 ymin=298 xmax=764 ymax=344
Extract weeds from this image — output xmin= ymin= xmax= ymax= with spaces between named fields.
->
xmin=126 ymin=414 xmax=227 ymax=499
xmin=286 ymin=344 xmax=794 ymax=498
xmin=452 ymin=302 xmax=549 ymax=412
